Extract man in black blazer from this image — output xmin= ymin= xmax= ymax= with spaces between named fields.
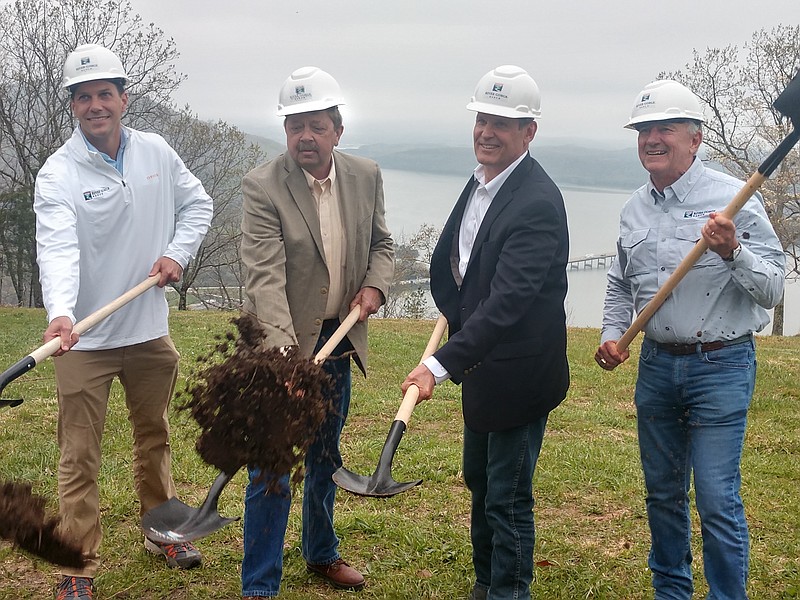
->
xmin=402 ymin=65 xmax=570 ymax=600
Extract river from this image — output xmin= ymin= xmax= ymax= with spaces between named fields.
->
xmin=380 ymin=168 xmax=800 ymax=336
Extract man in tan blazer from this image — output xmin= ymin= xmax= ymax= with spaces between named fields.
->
xmin=239 ymin=66 xmax=394 ymax=598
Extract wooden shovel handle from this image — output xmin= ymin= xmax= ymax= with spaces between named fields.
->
xmin=29 ymin=275 xmax=161 ymax=364
xmin=615 ymin=171 xmax=768 ymax=353
xmin=395 ymin=314 xmax=448 ymax=424
xmin=313 ymin=305 xmax=361 ymax=364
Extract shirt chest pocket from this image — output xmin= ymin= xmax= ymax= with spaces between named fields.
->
xmin=620 ymin=228 xmax=654 ymax=278
xmin=674 ymin=223 xmax=718 ymax=269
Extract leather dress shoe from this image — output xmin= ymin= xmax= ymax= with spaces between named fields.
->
xmin=306 ymin=558 xmax=365 ymax=590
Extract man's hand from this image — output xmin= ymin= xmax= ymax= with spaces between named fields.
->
xmin=401 ymin=364 xmax=435 ymax=403
xmin=149 ymin=257 xmax=183 ymax=287
xmin=44 ymin=316 xmax=79 ymax=356
xmin=594 ymin=340 xmax=629 ymax=371
xmin=350 ymin=286 xmax=384 ymax=321
xmin=702 ymin=212 xmax=739 ymax=259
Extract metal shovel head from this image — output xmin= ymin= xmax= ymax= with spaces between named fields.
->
xmin=332 ymin=466 xmax=422 ymax=498
xmin=141 ymin=497 xmax=238 ymax=544
xmin=332 ymin=419 xmax=422 ymax=498
xmin=774 ymin=70 xmax=800 ymax=127
xmin=0 ymin=356 xmax=36 ymax=408
xmin=141 ymin=471 xmax=238 ymax=544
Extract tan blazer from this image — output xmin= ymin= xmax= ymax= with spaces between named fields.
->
xmin=240 ymin=151 xmax=394 ymax=373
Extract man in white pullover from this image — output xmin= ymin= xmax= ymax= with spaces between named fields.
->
xmin=34 ymin=44 xmax=213 ymax=600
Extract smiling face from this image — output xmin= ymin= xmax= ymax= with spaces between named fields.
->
xmin=636 ymin=120 xmax=702 ymax=191
xmin=473 ymin=113 xmax=537 ymax=182
xmin=70 ymin=80 xmax=128 ymax=158
xmin=284 ymin=110 xmax=344 ymax=180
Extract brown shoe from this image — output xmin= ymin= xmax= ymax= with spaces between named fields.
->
xmin=306 ymin=558 xmax=365 ymax=590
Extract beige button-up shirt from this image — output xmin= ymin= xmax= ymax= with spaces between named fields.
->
xmin=304 ymin=162 xmax=346 ymax=318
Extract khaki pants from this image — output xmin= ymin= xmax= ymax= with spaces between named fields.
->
xmin=54 ymin=336 xmax=179 ymax=577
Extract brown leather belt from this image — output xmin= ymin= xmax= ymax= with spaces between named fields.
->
xmin=653 ymin=334 xmax=752 ymax=356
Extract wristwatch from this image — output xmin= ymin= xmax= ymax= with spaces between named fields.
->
xmin=722 ymin=244 xmax=742 ymax=262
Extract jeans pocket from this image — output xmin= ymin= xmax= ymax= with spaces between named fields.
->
xmin=701 ymin=343 xmax=754 ymax=369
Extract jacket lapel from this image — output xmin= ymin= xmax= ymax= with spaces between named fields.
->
xmin=283 ymin=153 xmax=326 ymax=263
xmin=464 ymin=155 xmax=532 ymax=276
xmin=332 ymin=152 xmax=358 ymax=275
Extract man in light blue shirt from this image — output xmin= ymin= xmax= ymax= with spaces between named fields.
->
xmin=595 ymin=80 xmax=784 ymax=600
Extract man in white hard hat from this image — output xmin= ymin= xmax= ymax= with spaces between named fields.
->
xmin=34 ymin=44 xmax=213 ymax=599
xmin=595 ymin=80 xmax=785 ymax=599
xmin=239 ymin=66 xmax=394 ymax=597
xmin=402 ymin=65 xmax=570 ymax=600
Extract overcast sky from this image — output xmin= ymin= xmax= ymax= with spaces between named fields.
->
xmin=129 ymin=0 xmax=797 ymax=149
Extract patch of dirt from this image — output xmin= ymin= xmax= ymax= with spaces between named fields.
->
xmin=179 ymin=313 xmax=335 ymax=490
xmin=0 ymin=481 xmax=85 ymax=568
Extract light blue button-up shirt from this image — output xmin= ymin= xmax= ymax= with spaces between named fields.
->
xmin=601 ymin=157 xmax=785 ymax=345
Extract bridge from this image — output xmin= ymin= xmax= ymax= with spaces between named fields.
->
xmin=567 ymin=252 xmax=615 ymax=270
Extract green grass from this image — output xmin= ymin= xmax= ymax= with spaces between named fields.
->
xmin=0 ymin=310 xmax=798 ymax=598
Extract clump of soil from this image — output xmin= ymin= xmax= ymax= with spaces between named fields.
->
xmin=0 ymin=481 xmax=85 ymax=568
xmin=179 ymin=313 xmax=335 ymax=490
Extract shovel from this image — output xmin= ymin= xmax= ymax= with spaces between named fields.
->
xmin=333 ymin=314 xmax=448 ymax=497
xmin=0 ymin=275 xmax=161 ymax=408
xmin=141 ymin=305 xmax=362 ymax=544
xmin=615 ymin=71 xmax=800 ymax=353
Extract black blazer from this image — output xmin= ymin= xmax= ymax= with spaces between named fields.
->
xmin=430 ymin=154 xmax=570 ymax=432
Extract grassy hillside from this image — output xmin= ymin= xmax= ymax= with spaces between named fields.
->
xmin=0 ymin=310 xmax=798 ymax=598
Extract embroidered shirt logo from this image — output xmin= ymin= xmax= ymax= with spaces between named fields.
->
xmin=683 ymin=209 xmax=715 ymax=219
xmin=82 ymin=186 xmax=110 ymax=201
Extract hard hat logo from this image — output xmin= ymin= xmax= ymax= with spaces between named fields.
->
xmin=466 ymin=65 xmax=542 ymax=120
xmin=277 ymin=67 xmax=345 ymax=117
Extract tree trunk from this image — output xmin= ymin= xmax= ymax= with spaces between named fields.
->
xmin=772 ymin=293 xmax=785 ymax=336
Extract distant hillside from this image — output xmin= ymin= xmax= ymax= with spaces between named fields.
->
xmin=240 ymin=132 xmax=647 ymax=191
xmin=345 ymin=143 xmax=646 ymax=191
xmin=244 ymin=133 xmax=284 ymax=160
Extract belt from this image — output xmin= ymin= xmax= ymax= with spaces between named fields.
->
xmin=652 ymin=334 xmax=752 ymax=356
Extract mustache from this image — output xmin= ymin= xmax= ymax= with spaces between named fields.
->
xmin=297 ymin=143 xmax=318 ymax=152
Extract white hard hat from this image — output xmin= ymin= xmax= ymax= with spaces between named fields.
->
xmin=277 ymin=66 xmax=345 ymax=116
xmin=625 ymin=79 xmax=705 ymax=129
xmin=62 ymin=44 xmax=128 ymax=90
xmin=466 ymin=65 xmax=542 ymax=119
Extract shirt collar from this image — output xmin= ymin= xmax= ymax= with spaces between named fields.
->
xmin=302 ymin=156 xmax=337 ymax=189
xmin=647 ymin=156 xmax=703 ymax=204
xmin=473 ymin=151 xmax=528 ymax=198
xmin=78 ymin=126 xmax=128 ymax=176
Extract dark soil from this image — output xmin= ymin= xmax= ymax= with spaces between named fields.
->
xmin=179 ymin=313 xmax=334 ymax=490
xmin=0 ymin=481 xmax=85 ymax=568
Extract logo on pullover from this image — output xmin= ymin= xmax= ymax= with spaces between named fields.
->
xmin=83 ymin=187 xmax=110 ymax=201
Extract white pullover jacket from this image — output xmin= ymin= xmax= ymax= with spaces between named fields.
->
xmin=34 ymin=126 xmax=213 ymax=350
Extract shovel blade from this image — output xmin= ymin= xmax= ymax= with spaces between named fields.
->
xmin=141 ymin=497 xmax=238 ymax=544
xmin=774 ymin=70 xmax=800 ymax=127
xmin=332 ymin=466 xmax=422 ymax=498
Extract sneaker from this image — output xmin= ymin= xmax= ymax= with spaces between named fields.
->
xmin=144 ymin=537 xmax=202 ymax=569
xmin=55 ymin=576 xmax=94 ymax=599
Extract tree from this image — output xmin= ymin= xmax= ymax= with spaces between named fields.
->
xmin=383 ymin=223 xmax=439 ymax=319
xmin=0 ymin=0 xmax=263 ymax=312
xmin=663 ymin=24 xmax=800 ymax=335
xmin=156 ymin=107 xmax=264 ymax=310
xmin=0 ymin=0 xmax=183 ymax=306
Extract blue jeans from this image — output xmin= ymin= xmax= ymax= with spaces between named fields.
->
xmin=463 ymin=417 xmax=548 ymax=600
xmin=241 ymin=320 xmax=352 ymax=597
xmin=635 ymin=338 xmax=756 ymax=600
